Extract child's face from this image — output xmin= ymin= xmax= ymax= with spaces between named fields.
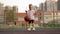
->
xmin=29 ymin=5 xmax=33 ymax=10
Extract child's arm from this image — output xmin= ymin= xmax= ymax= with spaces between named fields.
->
xmin=34 ymin=11 xmax=38 ymax=16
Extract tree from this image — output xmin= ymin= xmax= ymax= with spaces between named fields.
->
xmin=6 ymin=9 xmax=14 ymax=25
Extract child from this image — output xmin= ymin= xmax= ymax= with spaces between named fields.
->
xmin=26 ymin=4 xmax=37 ymax=31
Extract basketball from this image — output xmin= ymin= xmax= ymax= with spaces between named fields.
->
xmin=24 ymin=16 xmax=30 ymax=22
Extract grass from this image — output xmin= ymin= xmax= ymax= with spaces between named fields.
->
xmin=0 ymin=25 xmax=23 ymax=30
xmin=0 ymin=24 xmax=60 ymax=30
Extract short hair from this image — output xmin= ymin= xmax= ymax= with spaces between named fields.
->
xmin=29 ymin=4 xmax=32 ymax=6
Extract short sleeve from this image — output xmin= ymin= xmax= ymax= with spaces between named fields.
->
xmin=32 ymin=10 xmax=35 ymax=14
xmin=27 ymin=10 xmax=29 ymax=14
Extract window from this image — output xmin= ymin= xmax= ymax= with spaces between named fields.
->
xmin=40 ymin=17 xmax=41 ymax=19
xmin=18 ymin=17 xmax=24 ymax=21
xmin=46 ymin=17 xmax=48 ymax=19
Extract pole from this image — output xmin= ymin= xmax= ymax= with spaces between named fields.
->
xmin=53 ymin=3 xmax=55 ymax=27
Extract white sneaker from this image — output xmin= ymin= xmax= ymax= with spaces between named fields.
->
xmin=32 ymin=28 xmax=35 ymax=31
xmin=27 ymin=28 xmax=31 ymax=31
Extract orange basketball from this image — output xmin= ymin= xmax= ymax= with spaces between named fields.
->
xmin=24 ymin=16 xmax=30 ymax=22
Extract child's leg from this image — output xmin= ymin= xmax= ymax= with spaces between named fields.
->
xmin=31 ymin=20 xmax=35 ymax=30
xmin=27 ymin=20 xmax=31 ymax=31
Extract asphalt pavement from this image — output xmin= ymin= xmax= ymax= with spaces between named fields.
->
xmin=0 ymin=28 xmax=60 ymax=34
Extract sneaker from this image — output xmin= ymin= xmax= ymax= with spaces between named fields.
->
xmin=27 ymin=28 xmax=31 ymax=31
xmin=32 ymin=28 xmax=35 ymax=31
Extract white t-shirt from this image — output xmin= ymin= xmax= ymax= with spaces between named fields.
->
xmin=27 ymin=10 xmax=35 ymax=20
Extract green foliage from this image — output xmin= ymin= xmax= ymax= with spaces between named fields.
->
xmin=48 ymin=18 xmax=60 ymax=24
xmin=6 ymin=10 xmax=14 ymax=22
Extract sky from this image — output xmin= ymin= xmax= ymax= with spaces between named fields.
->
xmin=0 ymin=0 xmax=46 ymax=13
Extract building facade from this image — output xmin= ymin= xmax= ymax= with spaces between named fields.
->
xmin=0 ymin=3 xmax=18 ymax=25
xmin=39 ymin=0 xmax=58 ymax=11
xmin=0 ymin=3 xmax=5 ymax=24
xmin=57 ymin=0 xmax=60 ymax=10
xmin=39 ymin=3 xmax=44 ymax=10
xmin=46 ymin=0 xmax=57 ymax=11
xmin=38 ymin=10 xmax=60 ymax=24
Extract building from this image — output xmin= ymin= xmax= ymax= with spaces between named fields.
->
xmin=4 ymin=5 xmax=18 ymax=25
xmin=39 ymin=3 xmax=43 ymax=10
xmin=57 ymin=0 xmax=60 ymax=10
xmin=46 ymin=0 xmax=57 ymax=11
xmin=38 ymin=10 xmax=60 ymax=24
xmin=12 ymin=6 xmax=18 ymax=25
xmin=14 ymin=10 xmax=60 ymax=25
xmin=13 ymin=6 xmax=18 ymax=13
xmin=4 ymin=6 xmax=12 ymax=25
xmin=0 ymin=3 xmax=5 ymax=24
xmin=33 ymin=5 xmax=38 ymax=11
xmin=39 ymin=0 xmax=58 ymax=11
